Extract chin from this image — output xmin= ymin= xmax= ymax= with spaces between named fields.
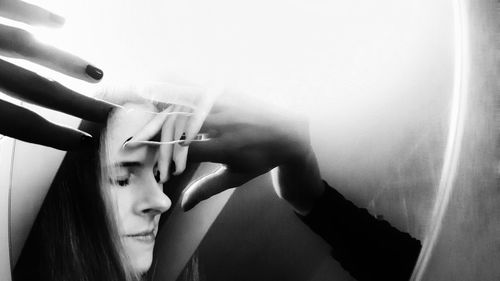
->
xmin=132 ymin=255 xmax=154 ymax=276
xmin=122 ymin=237 xmax=156 ymax=275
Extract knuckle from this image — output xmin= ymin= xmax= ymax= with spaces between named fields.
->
xmin=11 ymin=29 xmax=36 ymax=57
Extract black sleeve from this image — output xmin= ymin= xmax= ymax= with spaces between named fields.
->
xmin=297 ymin=181 xmax=422 ymax=281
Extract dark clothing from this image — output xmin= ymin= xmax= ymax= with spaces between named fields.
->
xmin=298 ymin=182 xmax=422 ymax=281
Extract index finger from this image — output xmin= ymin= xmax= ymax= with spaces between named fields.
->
xmin=0 ymin=24 xmax=104 ymax=82
xmin=0 ymin=99 xmax=94 ymax=151
xmin=0 ymin=0 xmax=65 ymax=27
xmin=0 ymin=58 xmax=116 ymax=122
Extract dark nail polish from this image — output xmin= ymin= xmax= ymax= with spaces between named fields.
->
xmin=122 ymin=137 xmax=132 ymax=148
xmin=179 ymin=133 xmax=186 ymax=141
xmin=179 ymin=141 xmax=189 ymax=147
xmin=170 ymin=162 xmax=177 ymax=175
xmin=86 ymin=65 xmax=104 ymax=80
xmin=154 ymin=169 xmax=161 ymax=183
xmin=50 ymin=13 xmax=65 ymax=26
xmin=80 ymin=135 xmax=95 ymax=148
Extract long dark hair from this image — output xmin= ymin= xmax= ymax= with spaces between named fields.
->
xmin=12 ymin=118 xmax=136 ymax=281
xmin=13 ymin=90 xmax=203 ymax=281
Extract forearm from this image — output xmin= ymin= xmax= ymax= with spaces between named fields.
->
xmin=298 ymin=182 xmax=422 ymax=281
xmin=272 ymin=149 xmax=421 ymax=280
xmin=272 ymin=148 xmax=324 ymax=215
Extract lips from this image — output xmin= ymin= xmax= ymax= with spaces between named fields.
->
xmin=125 ymin=228 xmax=157 ymax=243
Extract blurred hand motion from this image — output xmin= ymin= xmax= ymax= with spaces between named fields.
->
xmin=126 ymin=87 xmax=323 ymax=213
xmin=122 ymin=83 xmax=217 ymax=184
xmin=0 ymin=0 xmax=116 ymax=151
xmin=181 ymin=92 xmax=323 ymax=213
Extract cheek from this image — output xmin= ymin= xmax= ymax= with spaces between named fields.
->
xmin=109 ymin=187 xmax=137 ymax=233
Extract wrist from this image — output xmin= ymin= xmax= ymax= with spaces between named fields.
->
xmin=277 ymin=112 xmax=312 ymax=167
xmin=283 ymin=144 xmax=314 ymax=169
xmin=276 ymin=147 xmax=324 ymax=215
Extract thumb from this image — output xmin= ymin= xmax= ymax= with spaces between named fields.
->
xmin=181 ymin=165 xmax=252 ymax=211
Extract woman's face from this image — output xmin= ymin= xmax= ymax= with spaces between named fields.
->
xmin=102 ymin=103 xmax=171 ymax=274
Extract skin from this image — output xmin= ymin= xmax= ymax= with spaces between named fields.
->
xmin=0 ymin=0 xmax=322 ymax=219
xmin=0 ymin=1 xmax=114 ymax=151
xmin=137 ymin=91 xmax=325 ymax=215
xmin=0 ymin=0 xmax=323 ymax=216
xmin=102 ymin=103 xmax=171 ymax=274
xmin=1 ymin=0 xmax=324 ymax=257
xmin=125 ymin=90 xmax=324 ymax=216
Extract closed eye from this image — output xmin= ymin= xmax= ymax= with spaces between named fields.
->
xmin=109 ymin=177 xmax=130 ymax=187
xmin=107 ymin=161 xmax=143 ymax=187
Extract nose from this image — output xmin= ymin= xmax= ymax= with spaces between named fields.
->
xmin=135 ymin=175 xmax=171 ymax=216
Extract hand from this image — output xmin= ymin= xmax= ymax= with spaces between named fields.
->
xmin=122 ymin=83 xmax=215 ymax=183
xmin=181 ymin=91 xmax=324 ymax=214
xmin=127 ymin=87 xmax=324 ymax=214
xmin=0 ymin=0 xmax=117 ymax=151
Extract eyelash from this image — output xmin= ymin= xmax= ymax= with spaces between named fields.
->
xmin=110 ymin=177 xmax=130 ymax=187
xmin=109 ymin=165 xmax=161 ymax=187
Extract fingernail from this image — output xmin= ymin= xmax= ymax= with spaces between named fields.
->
xmin=179 ymin=133 xmax=186 ymax=141
xmin=80 ymin=134 xmax=95 ymax=148
xmin=154 ymin=169 xmax=161 ymax=183
xmin=86 ymin=65 xmax=104 ymax=80
xmin=179 ymin=134 xmax=190 ymax=146
xmin=122 ymin=137 xmax=132 ymax=148
xmin=50 ymin=13 xmax=65 ymax=26
xmin=169 ymin=162 xmax=177 ymax=175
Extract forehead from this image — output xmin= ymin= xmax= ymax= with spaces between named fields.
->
xmin=105 ymin=103 xmax=159 ymax=164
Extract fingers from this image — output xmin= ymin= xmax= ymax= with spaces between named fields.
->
xmin=181 ymin=166 xmax=251 ymax=211
xmin=0 ymin=24 xmax=103 ymax=82
xmin=121 ymin=107 xmax=173 ymax=182
xmin=123 ymin=108 xmax=171 ymax=147
xmin=172 ymin=106 xmax=190 ymax=176
xmin=186 ymin=138 xmax=229 ymax=163
xmin=0 ymin=59 xmax=115 ymax=122
xmin=0 ymin=0 xmax=65 ymax=27
xmin=0 ymin=99 xmax=94 ymax=151
xmin=182 ymin=107 xmax=209 ymax=146
xmin=158 ymin=106 xmax=177 ymax=183
xmin=182 ymin=87 xmax=220 ymax=145
xmin=181 ymin=111 xmax=231 ymax=163
xmin=138 ymin=83 xmax=203 ymax=109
